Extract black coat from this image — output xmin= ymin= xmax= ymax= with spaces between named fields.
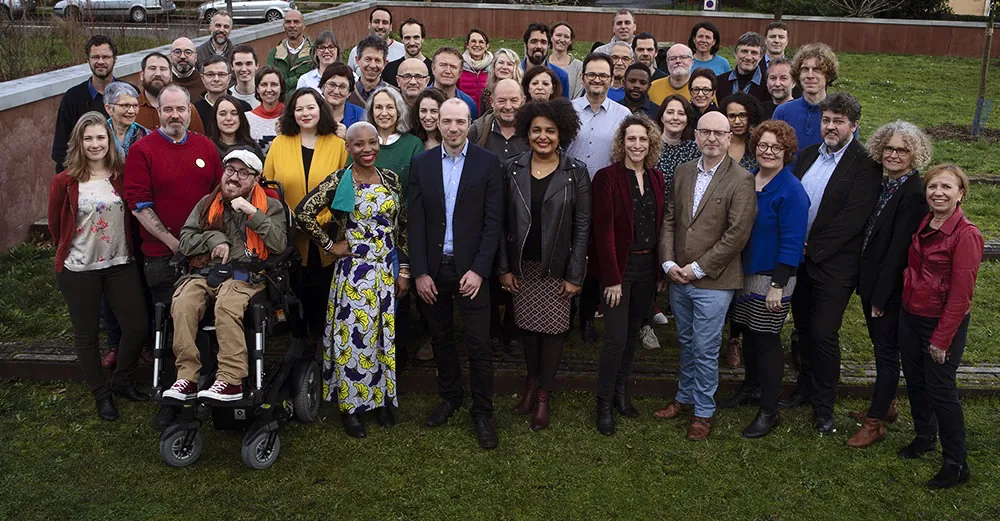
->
xmin=51 ymin=79 xmax=115 ymax=172
xmin=497 ymin=151 xmax=592 ymax=285
xmin=793 ymin=139 xmax=882 ymax=285
xmin=408 ymin=142 xmax=504 ymax=279
xmin=857 ymin=172 xmax=928 ymax=308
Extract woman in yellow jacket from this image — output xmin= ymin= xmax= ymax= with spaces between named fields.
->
xmin=264 ymin=87 xmax=348 ymax=343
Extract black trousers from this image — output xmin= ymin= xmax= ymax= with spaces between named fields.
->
xmin=145 ymin=255 xmax=182 ymax=387
xmin=899 ymin=310 xmax=969 ymax=465
xmin=862 ymin=300 xmax=902 ymax=419
xmin=489 ymin=275 xmax=518 ymax=341
xmin=294 ymin=243 xmax=335 ymax=343
xmin=596 ymin=253 xmax=657 ymax=401
xmin=791 ymin=265 xmax=855 ymax=418
xmin=420 ymin=259 xmax=494 ymax=418
xmin=56 ymin=264 xmax=148 ymax=399
xmin=743 ymin=332 xmax=784 ymax=413
xmin=396 ymin=292 xmax=412 ymax=372
xmin=579 ymin=273 xmax=601 ymax=326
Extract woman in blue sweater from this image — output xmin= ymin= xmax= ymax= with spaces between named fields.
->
xmin=724 ymin=120 xmax=810 ymax=439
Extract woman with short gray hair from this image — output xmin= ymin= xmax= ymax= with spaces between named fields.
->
xmin=102 ymin=81 xmax=148 ymax=158
xmin=363 ymin=86 xmax=423 ymax=197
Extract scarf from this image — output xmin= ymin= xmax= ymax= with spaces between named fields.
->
xmin=462 ymin=50 xmax=494 ymax=72
xmin=251 ymin=103 xmax=285 ymax=119
xmin=206 ymin=184 xmax=271 ymax=260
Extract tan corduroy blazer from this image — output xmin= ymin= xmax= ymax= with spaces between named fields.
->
xmin=658 ymin=155 xmax=757 ymax=290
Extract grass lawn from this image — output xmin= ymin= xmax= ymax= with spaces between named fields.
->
xmin=2 ymin=380 xmax=999 ymax=520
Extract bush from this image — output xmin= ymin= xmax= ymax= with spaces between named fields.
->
xmin=745 ymin=0 xmax=838 ymax=17
xmin=881 ymin=0 xmax=952 ymax=18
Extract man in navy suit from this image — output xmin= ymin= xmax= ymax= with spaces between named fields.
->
xmin=408 ymin=98 xmax=505 ymax=449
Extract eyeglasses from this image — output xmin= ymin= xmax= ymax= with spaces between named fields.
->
xmin=398 ymin=74 xmax=429 ymax=82
xmin=583 ymin=72 xmax=612 ymax=81
xmin=756 ymin=142 xmax=785 ymax=154
xmin=323 ymin=81 xmax=351 ymax=92
xmin=201 ymin=72 xmax=230 ymax=79
xmin=696 ymin=129 xmax=731 ymax=139
xmin=112 ymin=103 xmax=139 ymax=111
xmin=316 ymin=45 xmax=338 ymax=53
xmin=611 ymin=56 xmax=633 ymax=63
xmin=883 ymin=146 xmax=911 ymax=157
xmin=690 ymin=87 xmax=714 ymax=95
xmin=667 ymin=55 xmax=693 ymax=62
xmin=224 ymin=166 xmax=255 ymax=180
xmin=170 ymin=49 xmax=196 ymax=57
xmin=727 ymin=112 xmax=749 ymax=121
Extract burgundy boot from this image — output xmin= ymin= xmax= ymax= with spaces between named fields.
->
xmin=531 ymin=391 xmax=551 ymax=431
xmin=512 ymin=378 xmax=539 ymax=415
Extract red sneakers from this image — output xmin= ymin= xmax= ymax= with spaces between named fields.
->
xmin=162 ymin=379 xmax=197 ymax=401
xmin=197 ymin=380 xmax=243 ymax=402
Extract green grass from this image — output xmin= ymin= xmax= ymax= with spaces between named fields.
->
xmin=0 ymin=244 xmax=71 ymax=342
xmin=2 ymin=380 xmax=1000 ymax=520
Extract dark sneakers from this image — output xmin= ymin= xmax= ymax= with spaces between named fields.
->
xmin=425 ymin=401 xmax=460 ymax=427
xmin=197 ymin=380 xmax=243 ymax=402
xmin=162 ymin=379 xmax=197 ymax=401
xmin=473 ymin=417 xmax=498 ymax=449
xmin=95 ymin=397 xmax=118 ymax=421
xmin=927 ymin=462 xmax=970 ymax=489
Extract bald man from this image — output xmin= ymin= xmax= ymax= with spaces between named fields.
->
xmin=396 ymin=57 xmax=431 ymax=108
xmin=653 ymin=111 xmax=756 ymax=442
xmin=648 ymin=43 xmax=695 ymax=105
xmin=168 ymin=37 xmax=205 ymax=99
xmin=266 ymin=10 xmax=312 ymax=87
xmin=408 ymin=98 xmax=505 ymax=450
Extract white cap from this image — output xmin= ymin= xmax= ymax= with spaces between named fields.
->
xmin=223 ymin=148 xmax=263 ymax=174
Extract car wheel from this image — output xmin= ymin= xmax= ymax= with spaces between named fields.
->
xmin=203 ymin=8 xmax=216 ymax=22
xmin=264 ymin=9 xmax=282 ymax=22
xmin=130 ymin=6 xmax=146 ymax=23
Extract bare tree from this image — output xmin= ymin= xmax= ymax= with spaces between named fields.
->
xmin=828 ymin=0 xmax=905 ymax=17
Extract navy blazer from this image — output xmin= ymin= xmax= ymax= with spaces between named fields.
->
xmin=407 ymin=141 xmax=504 ymax=280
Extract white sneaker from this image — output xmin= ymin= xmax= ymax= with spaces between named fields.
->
xmin=651 ymin=312 xmax=669 ymax=325
xmin=640 ymin=325 xmax=660 ymax=350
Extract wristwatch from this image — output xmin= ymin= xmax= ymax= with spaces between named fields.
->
xmin=769 ymin=281 xmax=785 ymax=289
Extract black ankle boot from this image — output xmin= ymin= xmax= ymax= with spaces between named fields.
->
xmin=897 ymin=436 xmax=938 ymax=460
xmin=343 ymin=412 xmax=367 ymax=438
xmin=596 ymin=397 xmax=615 ymax=436
xmin=376 ymin=406 xmax=396 ymax=428
xmin=742 ymin=409 xmax=780 ymax=439
xmin=719 ymin=385 xmax=760 ymax=408
xmin=96 ymin=396 xmax=118 ymax=421
xmin=927 ymin=462 xmax=970 ymax=488
xmin=613 ymin=383 xmax=638 ymax=418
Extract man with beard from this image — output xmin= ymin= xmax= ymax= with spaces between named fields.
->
xmin=196 ymin=10 xmax=235 ymax=65
xmin=161 ymin=148 xmax=287 ymax=403
xmin=606 ymin=42 xmax=634 ymax=103
xmin=383 ymin=18 xmax=433 ymax=88
xmin=519 ymin=23 xmax=570 ymax=98
xmin=784 ymin=93 xmax=881 ymax=434
xmin=347 ymin=35 xmax=389 ymax=107
xmin=430 ymin=47 xmax=479 ymax=119
xmin=631 ymin=32 xmax=666 ymax=81
xmin=648 ymin=44 xmax=693 ymax=105
xmin=760 ymin=57 xmax=796 ymax=119
xmin=594 ymin=9 xmax=637 ymax=56
xmin=396 ymin=58 xmax=431 ymax=109
xmin=193 ymin=56 xmax=252 ymax=128
xmin=135 ymin=52 xmax=206 ymax=134
xmin=618 ymin=63 xmax=659 ymax=117
xmin=347 ymin=7 xmax=405 ymax=75
xmin=125 ymin=83 xmax=223 ymax=429
xmin=52 ymin=35 xmax=123 ymax=172
xmin=229 ymin=44 xmax=259 ymax=109
xmin=266 ymin=10 xmax=312 ymax=88
xmin=169 ymin=37 xmax=206 ymax=100
xmin=716 ymin=32 xmax=768 ymax=103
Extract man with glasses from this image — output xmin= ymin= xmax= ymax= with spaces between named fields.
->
xmin=520 ymin=23 xmax=570 ymax=98
xmin=631 ymin=32 xmax=666 ymax=81
xmin=648 ymin=44 xmax=694 ymax=105
xmin=193 ymin=56 xmax=252 ymax=129
xmin=654 ymin=111 xmax=756 ymax=441
xmin=265 ymin=10 xmax=312 ymax=89
xmin=382 ymin=18 xmax=433 ymax=88
xmin=53 ymin=34 xmax=123 ymax=172
xmin=347 ymin=7 xmax=405 ymax=75
xmin=567 ymin=52 xmax=631 ymax=343
xmin=716 ymin=32 xmax=769 ymax=102
xmin=229 ymin=44 xmax=260 ymax=109
xmin=347 ymin=35 xmax=390 ymax=107
xmin=168 ymin=37 xmax=206 ymax=100
xmin=136 ymin=52 xmax=207 ymax=134
xmin=606 ymin=42 xmax=634 ymax=103
xmin=396 ymin=58 xmax=431 ymax=109
xmin=196 ymin=10 xmax=235 ymax=65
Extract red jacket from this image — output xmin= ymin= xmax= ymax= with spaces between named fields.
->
xmin=901 ymin=207 xmax=984 ymax=350
xmin=48 ymin=171 xmax=133 ymax=273
xmin=589 ymin=163 xmax=665 ymax=286
xmin=459 ymin=68 xmax=490 ymax=114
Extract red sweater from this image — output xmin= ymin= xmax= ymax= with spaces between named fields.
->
xmin=124 ymin=130 xmax=223 ymax=257
xmin=48 ymin=172 xmax=133 ymax=272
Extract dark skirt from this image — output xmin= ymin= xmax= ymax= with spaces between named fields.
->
xmin=730 ymin=273 xmax=796 ymax=335
xmin=512 ymin=260 xmax=571 ymax=334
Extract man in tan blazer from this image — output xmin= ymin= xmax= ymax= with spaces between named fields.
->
xmin=653 ymin=111 xmax=757 ymax=441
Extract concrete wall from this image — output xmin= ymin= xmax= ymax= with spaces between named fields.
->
xmin=1 ymin=1 xmax=999 ymax=251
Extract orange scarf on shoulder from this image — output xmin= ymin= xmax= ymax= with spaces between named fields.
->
xmin=206 ymin=185 xmax=271 ymax=260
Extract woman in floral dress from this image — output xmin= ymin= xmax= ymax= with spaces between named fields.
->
xmin=295 ymin=121 xmax=409 ymax=439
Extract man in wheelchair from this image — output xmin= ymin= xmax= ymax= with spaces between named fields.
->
xmin=162 ymin=148 xmax=288 ymax=402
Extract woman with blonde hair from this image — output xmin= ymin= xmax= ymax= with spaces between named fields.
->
xmin=47 ymin=111 xmax=149 ymax=421
xmin=478 ymin=48 xmax=524 ymax=113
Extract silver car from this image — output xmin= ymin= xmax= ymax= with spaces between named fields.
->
xmin=1 ymin=0 xmax=38 ymax=19
xmin=52 ymin=0 xmax=175 ymax=23
xmin=198 ymin=0 xmax=293 ymax=23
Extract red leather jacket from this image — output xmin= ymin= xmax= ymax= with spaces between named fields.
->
xmin=901 ymin=207 xmax=983 ymax=350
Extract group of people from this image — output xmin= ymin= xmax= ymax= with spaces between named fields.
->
xmin=46 ymin=6 xmax=984 ymax=489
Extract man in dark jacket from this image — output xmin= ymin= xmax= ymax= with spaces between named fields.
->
xmin=52 ymin=35 xmax=119 ymax=172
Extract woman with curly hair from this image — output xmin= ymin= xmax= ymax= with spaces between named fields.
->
xmin=522 ymin=65 xmax=563 ymax=102
xmin=498 ymin=99 xmax=589 ymax=431
xmin=591 ymin=114 xmax=665 ymax=436
xmin=720 ymin=92 xmax=763 ymax=172
xmin=846 ymin=121 xmax=932 ymax=449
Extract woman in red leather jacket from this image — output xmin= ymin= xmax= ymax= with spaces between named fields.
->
xmin=897 ymin=163 xmax=983 ymax=489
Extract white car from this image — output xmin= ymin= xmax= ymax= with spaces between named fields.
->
xmin=198 ymin=0 xmax=293 ymax=23
xmin=53 ymin=0 xmax=176 ymax=23
xmin=1 ymin=0 xmax=37 ymax=19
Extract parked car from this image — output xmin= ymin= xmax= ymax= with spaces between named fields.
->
xmin=198 ymin=0 xmax=293 ymax=23
xmin=1 ymin=0 xmax=38 ymax=19
xmin=52 ymin=0 xmax=175 ymax=23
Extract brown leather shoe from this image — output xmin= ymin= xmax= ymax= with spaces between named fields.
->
xmin=848 ymin=400 xmax=899 ymax=424
xmin=653 ymin=400 xmax=691 ymax=420
xmin=725 ymin=337 xmax=743 ymax=369
xmin=530 ymin=391 xmax=550 ymax=431
xmin=687 ymin=416 xmax=713 ymax=441
xmin=847 ymin=417 xmax=887 ymax=448
xmin=512 ymin=378 xmax=539 ymax=415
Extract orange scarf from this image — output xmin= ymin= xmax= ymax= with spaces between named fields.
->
xmin=206 ymin=185 xmax=271 ymax=260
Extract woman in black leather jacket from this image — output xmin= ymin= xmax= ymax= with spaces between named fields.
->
xmin=498 ymin=99 xmax=591 ymax=431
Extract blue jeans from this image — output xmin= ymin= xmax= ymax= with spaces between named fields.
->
xmin=670 ymin=282 xmax=734 ymax=418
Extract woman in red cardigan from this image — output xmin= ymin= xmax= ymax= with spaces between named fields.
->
xmin=48 ymin=111 xmax=149 ymax=422
xmin=897 ymin=164 xmax=984 ymax=489
xmin=590 ymin=114 xmax=665 ymax=436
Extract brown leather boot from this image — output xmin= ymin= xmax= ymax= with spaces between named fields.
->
xmin=687 ymin=416 xmax=713 ymax=441
xmin=849 ymin=400 xmax=899 ymax=424
xmin=512 ymin=378 xmax=539 ymax=415
xmin=847 ymin=417 xmax=887 ymax=448
xmin=653 ymin=400 xmax=691 ymax=420
xmin=531 ymin=391 xmax=550 ymax=431
xmin=725 ymin=337 xmax=743 ymax=369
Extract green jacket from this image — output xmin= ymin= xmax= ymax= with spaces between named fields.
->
xmin=179 ymin=193 xmax=288 ymax=270
xmin=266 ymin=38 xmax=313 ymax=91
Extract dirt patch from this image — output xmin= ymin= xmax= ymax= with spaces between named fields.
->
xmin=924 ymin=124 xmax=1000 ymax=143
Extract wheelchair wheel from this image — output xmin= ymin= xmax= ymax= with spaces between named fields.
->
xmin=241 ymin=431 xmax=281 ymax=470
xmin=159 ymin=429 xmax=203 ymax=468
xmin=292 ymin=360 xmax=321 ymax=423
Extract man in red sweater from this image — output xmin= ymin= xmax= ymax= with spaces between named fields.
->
xmin=124 ymin=83 xmax=223 ymax=429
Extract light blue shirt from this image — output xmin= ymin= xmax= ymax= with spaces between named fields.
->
xmin=800 ymin=137 xmax=852 ymax=236
xmin=567 ymin=96 xmax=632 ymax=179
xmin=693 ymin=54 xmax=731 ymax=76
xmin=441 ymin=140 xmax=469 ymax=255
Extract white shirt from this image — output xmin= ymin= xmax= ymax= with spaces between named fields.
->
xmin=228 ymin=85 xmax=260 ymax=109
xmin=800 ymin=137 xmax=852 ymax=236
xmin=566 ymin=96 xmax=632 ymax=179
xmin=347 ymin=39 xmax=406 ymax=76
xmin=296 ymin=68 xmax=324 ymax=94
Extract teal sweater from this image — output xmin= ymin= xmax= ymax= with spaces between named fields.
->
xmin=374 ymin=133 xmax=424 ymax=204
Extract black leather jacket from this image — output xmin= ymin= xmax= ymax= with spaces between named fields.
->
xmin=497 ymin=151 xmax=591 ymax=285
